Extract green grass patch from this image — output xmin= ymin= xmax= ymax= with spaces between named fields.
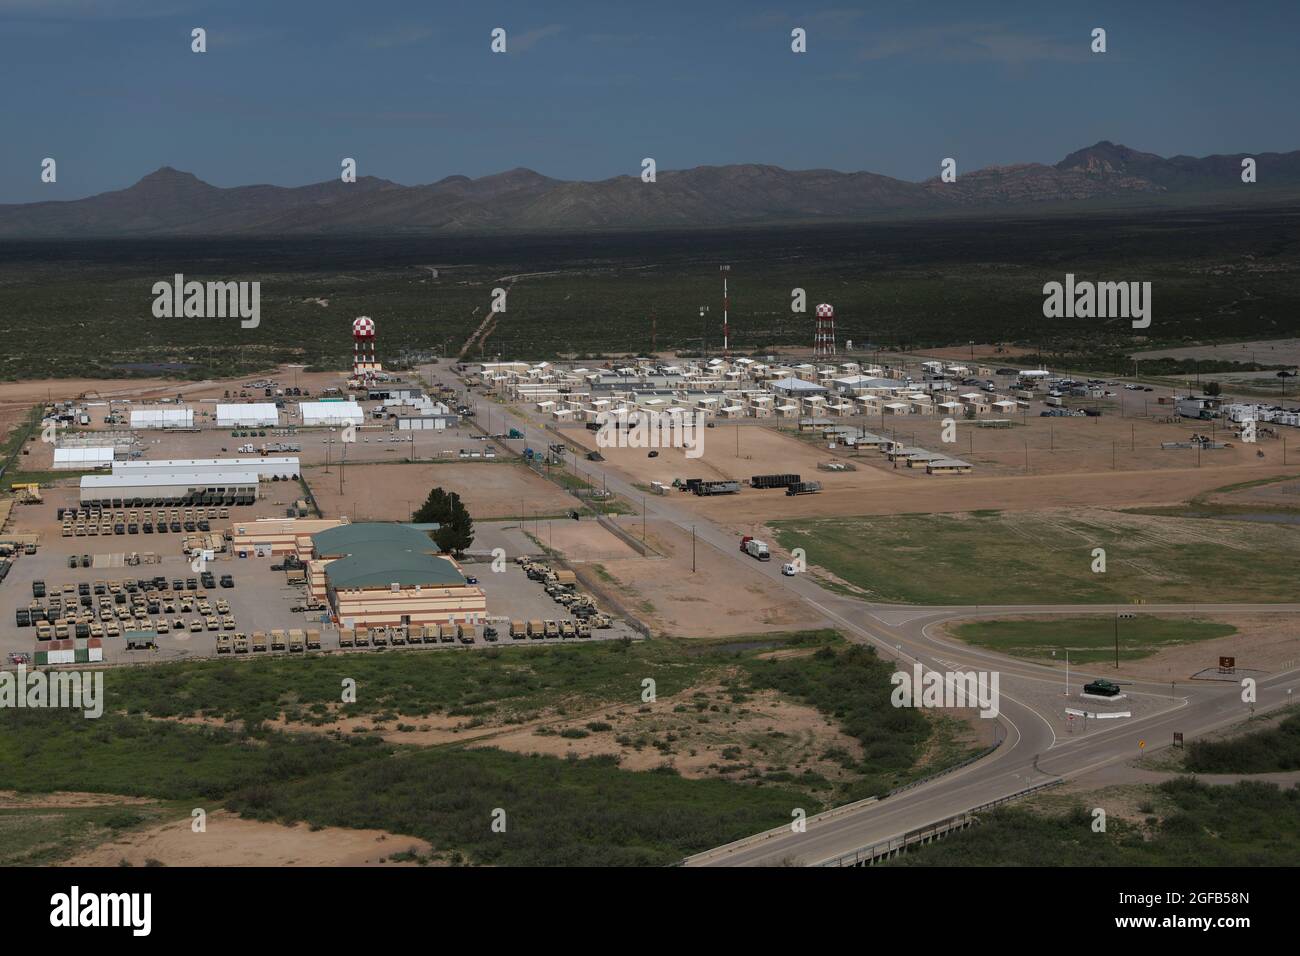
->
xmin=107 ymin=639 xmax=716 ymax=726
xmin=1184 ymin=709 xmax=1300 ymax=774
xmin=771 ymin=510 xmax=1300 ymax=604
xmin=951 ymin=615 xmax=1235 ymax=664
xmin=0 ymin=709 xmax=387 ymax=800
xmin=888 ymin=777 xmax=1300 ymax=866
xmin=225 ymin=746 xmax=807 ymax=866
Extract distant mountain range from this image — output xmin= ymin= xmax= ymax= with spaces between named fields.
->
xmin=3 ymin=142 xmax=1298 ymax=237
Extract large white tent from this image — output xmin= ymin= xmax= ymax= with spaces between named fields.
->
xmin=129 ymin=407 xmax=193 ymax=429
xmin=217 ymin=403 xmax=279 ymax=427
xmin=52 ymin=446 xmax=114 ymax=470
xmin=299 ymin=401 xmax=364 ymax=426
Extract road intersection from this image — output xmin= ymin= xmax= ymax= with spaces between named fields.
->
xmin=435 ymin=366 xmax=1300 ymax=867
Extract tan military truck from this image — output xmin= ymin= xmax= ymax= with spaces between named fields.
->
xmin=270 ymin=628 xmax=287 ymax=651
xmin=306 ymin=629 xmax=321 ymax=651
xmin=288 ymin=628 xmax=305 ymax=653
xmin=233 ymin=633 xmax=249 ymax=654
xmin=544 ymin=620 xmax=560 ymax=638
xmin=527 ymin=619 xmax=545 ymax=639
xmin=251 ymin=631 xmax=267 ymax=653
xmin=437 ymin=624 xmax=455 ymax=643
xmin=575 ymin=619 xmax=591 ymax=638
xmin=354 ymin=627 xmax=370 ymax=648
xmin=510 ymin=619 xmax=526 ymax=640
xmin=390 ymin=626 xmax=407 ymax=646
xmin=339 ymin=627 xmax=355 ymax=648
xmin=560 ymin=620 xmax=576 ymax=639
xmin=216 ymin=634 xmax=232 ymax=654
xmin=371 ymin=626 xmax=389 ymax=648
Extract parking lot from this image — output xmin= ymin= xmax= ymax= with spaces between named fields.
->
xmin=2 ymin=509 xmax=636 ymax=665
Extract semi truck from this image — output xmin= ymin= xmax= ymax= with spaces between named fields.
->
xmin=785 ymin=481 xmax=823 ymax=496
xmin=694 ymin=479 xmax=740 ymax=496
xmin=740 ymin=536 xmax=770 ymax=561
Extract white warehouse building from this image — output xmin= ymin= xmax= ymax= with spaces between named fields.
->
xmin=52 ymin=446 xmax=115 ymax=471
xmin=299 ymin=401 xmax=364 ymax=426
xmin=130 ymin=407 xmax=194 ymax=429
xmin=112 ymin=457 xmax=301 ymax=480
xmin=216 ymin=403 xmax=280 ymax=427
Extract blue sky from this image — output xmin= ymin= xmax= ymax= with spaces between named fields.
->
xmin=1 ymin=0 xmax=1297 ymax=202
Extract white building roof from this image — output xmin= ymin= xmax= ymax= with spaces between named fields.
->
xmin=53 ymin=447 xmax=114 ymax=467
xmin=82 ymin=470 xmax=261 ymax=490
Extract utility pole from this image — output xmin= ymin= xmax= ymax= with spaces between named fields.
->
xmin=692 ymin=525 xmax=696 ymax=573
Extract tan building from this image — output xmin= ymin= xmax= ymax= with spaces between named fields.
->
xmin=230 ymin=517 xmax=349 ymax=557
xmin=309 ymin=523 xmax=486 ymax=629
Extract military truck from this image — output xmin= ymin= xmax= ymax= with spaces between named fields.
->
xmin=306 ymin=629 xmax=321 ymax=651
xmin=371 ymin=627 xmax=389 ymax=648
xmin=544 ymin=620 xmax=560 ymax=638
xmin=438 ymin=624 xmax=456 ymax=644
xmin=560 ymin=620 xmax=576 ymax=639
xmin=288 ymin=629 xmax=305 ymax=653
xmin=216 ymin=633 xmax=232 ymax=654
xmin=510 ymin=619 xmax=526 ymax=640
xmin=527 ymin=619 xmax=545 ymax=640
xmin=390 ymin=626 xmax=407 ymax=646
xmin=251 ymin=631 xmax=267 ymax=653
xmin=339 ymin=627 xmax=355 ymax=648
xmin=575 ymin=619 xmax=592 ymax=638
xmin=270 ymin=628 xmax=287 ymax=651
xmin=233 ymin=633 xmax=249 ymax=654
xmin=354 ymin=627 xmax=370 ymax=648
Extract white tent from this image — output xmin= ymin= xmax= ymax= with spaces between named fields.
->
xmin=130 ymin=407 xmax=193 ymax=429
xmin=217 ymin=403 xmax=279 ymax=427
xmin=299 ymin=401 xmax=364 ymax=426
xmin=53 ymin=446 xmax=114 ymax=470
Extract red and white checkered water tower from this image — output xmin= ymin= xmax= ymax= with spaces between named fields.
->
xmin=814 ymin=303 xmax=836 ymax=358
xmin=352 ymin=316 xmax=381 ymax=378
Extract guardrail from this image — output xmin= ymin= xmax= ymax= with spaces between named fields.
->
xmin=883 ymin=741 xmax=1000 ymax=799
xmin=818 ymin=778 xmax=1063 ymax=867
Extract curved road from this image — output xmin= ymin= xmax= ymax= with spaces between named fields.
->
xmin=433 ymin=367 xmax=1300 ymax=867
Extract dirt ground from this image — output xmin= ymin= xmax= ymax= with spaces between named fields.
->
xmin=939 ymin=613 xmax=1300 ymax=682
xmin=303 ymin=461 xmax=575 ymax=522
xmin=472 ymin=674 xmax=867 ymax=786
xmin=541 ymin=516 xmax=811 ymax=637
xmin=1132 ymin=337 xmax=1300 ymax=368
xmin=64 ymin=810 xmax=432 ymax=867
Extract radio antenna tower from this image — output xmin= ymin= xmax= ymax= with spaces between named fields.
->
xmin=720 ymin=265 xmax=731 ymax=359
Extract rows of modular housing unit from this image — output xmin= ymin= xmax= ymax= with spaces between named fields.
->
xmin=469 ymin=358 xmax=1034 ymax=424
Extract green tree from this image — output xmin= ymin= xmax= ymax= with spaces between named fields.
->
xmin=1205 ymin=381 xmax=1222 ymax=396
xmin=413 ymin=486 xmax=474 ymax=555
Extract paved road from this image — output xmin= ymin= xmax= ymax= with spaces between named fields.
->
xmin=429 ymin=366 xmax=1300 ymax=866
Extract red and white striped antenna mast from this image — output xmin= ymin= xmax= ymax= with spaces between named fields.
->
xmin=720 ymin=264 xmax=731 ymax=359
